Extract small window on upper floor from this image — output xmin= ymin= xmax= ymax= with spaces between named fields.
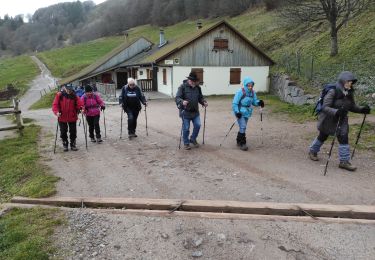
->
xmin=213 ymin=38 xmax=228 ymax=50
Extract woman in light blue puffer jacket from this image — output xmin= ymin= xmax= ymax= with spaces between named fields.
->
xmin=232 ymin=76 xmax=264 ymax=151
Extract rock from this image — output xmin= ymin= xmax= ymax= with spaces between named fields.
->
xmin=192 ymin=251 xmax=203 ymax=258
xmin=161 ymin=233 xmax=169 ymax=239
xmin=193 ymin=238 xmax=203 ymax=247
xmin=92 ymin=251 xmax=98 ymax=257
xmin=114 ymin=245 xmax=121 ymax=250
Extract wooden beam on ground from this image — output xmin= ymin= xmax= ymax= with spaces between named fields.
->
xmin=0 ymin=125 xmax=22 ymax=131
xmin=11 ymin=197 xmax=375 ymax=221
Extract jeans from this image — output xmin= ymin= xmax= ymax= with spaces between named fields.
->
xmin=126 ymin=108 xmax=140 ymax=134
xmin=86 ymin=115 xmax=101 ymax=139
xmin=237 ymin=117 xmax=249 ymax=134
xmin=182 ymin=115 xmax=201 ymax=145
xmin=59 ymin=122 xmax=77 ymax=142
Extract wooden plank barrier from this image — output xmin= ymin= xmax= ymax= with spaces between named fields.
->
xmin=0 ymin=99 xmax=23 ymax=133
xmin=11 ymin=196 xmax=375 ymax=221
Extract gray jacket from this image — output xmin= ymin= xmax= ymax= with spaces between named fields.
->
xmin=317 ymin=71 xmax=363 ymax=136
xmin=175 ymin=80 xmax=206 ymax=119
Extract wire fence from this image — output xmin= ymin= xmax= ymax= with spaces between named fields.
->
xmin=275 ymin=52 xmax=375 ymax=104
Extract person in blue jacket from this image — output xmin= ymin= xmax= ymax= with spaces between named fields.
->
xmin=232 ymin=76 xmax=264 ymax=151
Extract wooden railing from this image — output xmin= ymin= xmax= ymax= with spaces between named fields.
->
xmin=0 ymin=99 xmax=23 ymax=134
xmin=138 ymin=79 xmax=153 ymax=92
xmin=96 ymin=83 xmax=116 ymax=97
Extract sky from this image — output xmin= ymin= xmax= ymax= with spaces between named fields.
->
xmin=1 ymin=0 xmax=107 ymax=19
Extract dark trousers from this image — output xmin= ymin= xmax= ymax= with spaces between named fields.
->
xmin=126 ymin=108 xmax=139 ymax=134
xmin=86 ymin=115 xmax=101 ymax=139
xmin=317 ymin=131 xmax=348 ymax=145
xmin=59 ymin=122 xmax=77 ymax=143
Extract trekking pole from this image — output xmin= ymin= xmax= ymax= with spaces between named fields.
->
xmin=120 ymin=107 xmax=123 ymax=139
xmin=219 ymin=120 xmax=237 ymax=147
xmin=351 ymin=114 xmax=367 ymax=160
xmin=260 ymin=108 xmax=264 ymax=145
xmin=178 ymin=111 xmax=184 ymax=149
xmin=81 ymin=113 xmax=88 ymax=151
xmin=103 ymin=110 xmax=107 ymax=138
xmin=323 ymin=118 xmax=341 ymax=176
xmin=53 ymin=120 xmax=59 ymax=154
xmin=144 ymin=105 xmax=148 ymax=136
xmin=202 ymin=106 xmax=206 ymax=144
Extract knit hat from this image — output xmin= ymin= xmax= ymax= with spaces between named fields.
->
xmin=85 ymin=85 xmax=93 ymax=92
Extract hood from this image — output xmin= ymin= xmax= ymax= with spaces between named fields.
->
xmin=243 ymin=77 xmax=255 ymax=94
xmin=337 ymin=71 xmax=357 ymax=84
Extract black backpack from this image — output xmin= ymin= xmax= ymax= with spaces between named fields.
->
xmin=312 ymin=83 xmax=338 ymax=116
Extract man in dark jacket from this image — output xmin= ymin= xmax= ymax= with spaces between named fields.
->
xmin=308 ymin=71 xmax=371 ymax=171
xmin=120 ymin=78 xmax=147 ymax=138
xmin=175 ymin=71 xmax=208 ymax=150
xmin=52 ymin=84 xmax=83 ymax=151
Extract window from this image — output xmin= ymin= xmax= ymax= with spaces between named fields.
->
xmin=230 ymin=68 xmax=241 ymax=84
xmin=214 ymin=38 xmax=228 ymax=50
xmin=162 ymin=69 xmax=167 ymax=85
xmin=191 ymin=68 xmax=203 ymax=85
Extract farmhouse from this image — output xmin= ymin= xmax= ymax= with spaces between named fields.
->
xmin=59 ymin=20 xmax=274 ymax=97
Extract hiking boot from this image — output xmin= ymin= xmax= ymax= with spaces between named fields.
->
xmin=70 ymin=141 xmax=78 ymax=151
xmin=184 ymin=144 xmax=191 ymax=150
xmin=236 ymin=132 xmax=241 ymax=147
xmin=339 ymin=161 xmax=357 ymax=172
xmin=63 ymin=140 xmax=69 ymax=152
xmin=90 ymin=137 xmax=96 ymax=143
xmin=128 ymin=133 xmax=136 ymax=138
xmin=309 ymin=151 xmax=319 ymax=161
xmin=97 ymin=137 xmax=103 ymax=143
xmin=240 ymin=143 xmax=248 ymax=151
xmin=190 ymin=139 xmax=199 ymax=148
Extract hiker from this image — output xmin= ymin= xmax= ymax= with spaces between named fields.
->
xmin=120 ymin=78 xmax=147 ymax=138
xmin=308 ymin=71 xmax=371 ymax=171
xmin=175 ymin=71 xmax=208 ymax=150
xmin=232 ymin=76 xmax=264 ymax=151
xmin=75 ymin=85 xmax=85 ymax=97
xmin=52 ymin=84 xmax=83 ymax=151
xmin=81 ymin=85 xmax=105 ymax=143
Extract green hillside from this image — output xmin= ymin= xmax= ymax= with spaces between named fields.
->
xmin=38 ymin=7 xmax=374 ymax=93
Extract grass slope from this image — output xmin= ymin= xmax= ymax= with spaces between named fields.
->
xmin=30 ymin=91 xmax=57 ymax=110
xmin=0 ymin=56 xmax=39 ymax=105
xmin=0 ymin=125 xmax=59 ymax=203
xmin=0 ymin=208 xmax=64 ymax=260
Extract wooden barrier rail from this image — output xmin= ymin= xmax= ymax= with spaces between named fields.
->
xmin=0 ymin=99 xmax=23 ymax=133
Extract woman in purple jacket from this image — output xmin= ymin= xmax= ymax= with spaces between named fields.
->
xmin=81 ymin=85 xmax=105 ymax=143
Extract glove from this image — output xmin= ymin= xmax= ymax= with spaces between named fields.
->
xmin=235 ymin=112 xmax=242 ymax=119
xmin=336 ymin=108 xmax=348 ymax=118
xmin=101 ymin=106 xmax=106 ymax=111
xmin=258 ymin=100 xmax=264 ymax=108
xmin=360 ymin=105 xmax=371 ymax=114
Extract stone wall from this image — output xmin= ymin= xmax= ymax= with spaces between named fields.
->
xmin=270 ymin=74 xmax=316 ymax=105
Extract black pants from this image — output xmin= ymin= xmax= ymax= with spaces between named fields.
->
xmin=59 ymin=122 xmax=77 ymax=143
xmin=126 ymin=108 xmax=140 ymax=134
xmin=317 ymin=131 xmax=348 ymax=145
xmin=86 ymin=115 xmax=101 ymax=139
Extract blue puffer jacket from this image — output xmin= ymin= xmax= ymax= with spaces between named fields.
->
xmin=232 ymin=77 xmax=260 ymax=118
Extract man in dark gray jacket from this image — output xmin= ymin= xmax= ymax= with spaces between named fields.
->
xmin=308 ymin=71 xmax=371 ymax=171
xmin=175 ymin=72 xmax=208 ymax=150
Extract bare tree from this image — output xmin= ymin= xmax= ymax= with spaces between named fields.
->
xmin=282 ymin=0 xmax=372 ymax=56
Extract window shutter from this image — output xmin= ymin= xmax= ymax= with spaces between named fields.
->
xmin=163 ymin=69 xmax=167 ymax=85
xmin=230 ymin=68 xmax=241 ymax=84
xmin=214 ymin=39 xmax=228 ymax=50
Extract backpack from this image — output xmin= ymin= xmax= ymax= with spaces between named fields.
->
xmin=312 ymin=83 xmax=337 ymax=116
xmin=238 ymin=87 xmax=253 ymax=111
xmin=83 ymin=93 xmax=99 ymax=108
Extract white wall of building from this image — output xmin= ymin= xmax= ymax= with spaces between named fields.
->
xmin=157 ymin=67 xmax=173 ymax=96
xmin=137 ymin=68 xmax=148 ymax=80
xmin=170 ymin=66 xmax=269 ymax=97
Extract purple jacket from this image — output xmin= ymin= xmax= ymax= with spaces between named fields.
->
xmin=81 ymin=93 xmax=105 ymax=117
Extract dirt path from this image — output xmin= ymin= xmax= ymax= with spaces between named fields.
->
xmin=19 ymin=63 xmax=375 ymax=259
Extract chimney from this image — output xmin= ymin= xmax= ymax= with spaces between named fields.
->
xmin=197 ymin=21 xmax=202 ymax=30
xmin=158 ymin=29 xmax=167 ymax=48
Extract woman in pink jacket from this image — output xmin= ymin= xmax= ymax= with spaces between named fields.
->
xmin=81 ymin=85 xmax=105 ymax=143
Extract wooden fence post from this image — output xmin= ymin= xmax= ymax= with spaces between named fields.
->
xmin=13 ymin=99 xmax=24 ymax=135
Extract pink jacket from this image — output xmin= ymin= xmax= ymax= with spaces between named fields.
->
xmin=81 ymin=93 xmax=105 ymax=117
